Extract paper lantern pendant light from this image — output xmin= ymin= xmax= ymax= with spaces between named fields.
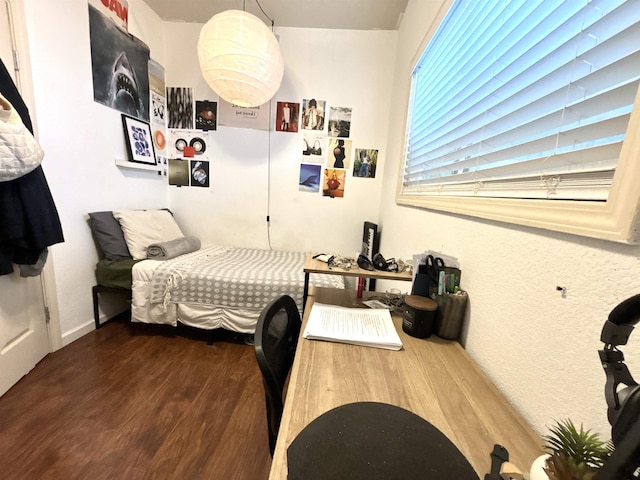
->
xmin=197 ymin=10 xmax=284 ymax=108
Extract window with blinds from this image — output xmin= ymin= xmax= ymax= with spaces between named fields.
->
xmin=397 ymin=0 xmax=640 ymax=243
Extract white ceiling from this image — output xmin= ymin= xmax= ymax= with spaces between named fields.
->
xmin=141 ymin=0 xmax=409 ymax=30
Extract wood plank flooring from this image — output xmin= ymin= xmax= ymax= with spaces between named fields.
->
xmin=0 ymin=315 xmax=272 ymax=479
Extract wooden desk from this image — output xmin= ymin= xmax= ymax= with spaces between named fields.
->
xmin=269 ymin=287 xmax=543 ymax=479
xmin=302 ymin=253 xmax=413 ymax=308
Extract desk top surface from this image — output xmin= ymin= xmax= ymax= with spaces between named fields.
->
xmin=268 ymin=287 xmax=543 ymax=479
xmin=303 ymin=253 xmax=413 ymax=281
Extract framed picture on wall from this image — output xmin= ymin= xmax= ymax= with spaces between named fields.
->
xmin=121 ymin=114 xmax=157 ymax=165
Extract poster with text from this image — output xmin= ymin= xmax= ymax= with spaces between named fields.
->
xmin=88 ymin=0 xmax=128 ymax=31
xmin=148 ymin=58 xmax=165 ymax=97
xmin=218 ymin=99 xmax=269 ymax=130
xmin=150 ymin=91 xmax=167 ymax=161
xmin=148 ymin=59 xmax=167 ymax=163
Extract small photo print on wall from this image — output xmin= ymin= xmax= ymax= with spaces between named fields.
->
xmin=301 ymin=98 xmax=325 ymax=130
xmin=353 ymin=148 xmax=378 ymax=178
xmin=190 ymin=160 xmax=210 ymax=187
xmin=195 ymin=100 xmax=217 ymax=131
xmin=328 ymin=106 xmax=352 ymax=138
xmin=328 ymin=138 xmax=352 ymax=170
xmin=151 ymin=91 xmax=166 ymax=125
xmin=323 ymin=169 xmax=346 ymax=198
xmin=276 ymin=102 xmax=299 ymax=132
xmin=166 ymin=87 xmax=193 ymax=129
xmin=168 ymin=159 xmax=190 ymax=186
xmin=299 ymin=164 xmax=321 ymax=193
xmin=148 ymin=58 xmax=165 ymax=98
xmin=152 ymin=127 xmax=167 ymax=158
xmin=302 ymin=133 xmax=324 ymax=162
xmin=150 ymin=91 xmax=167 ymax=159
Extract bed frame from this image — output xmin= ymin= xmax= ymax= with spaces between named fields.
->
xmin=92 ymin=285 xmax=130 ymax=329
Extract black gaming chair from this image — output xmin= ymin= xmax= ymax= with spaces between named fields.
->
xmin=254 ymin=294 xmax=302 ymax=456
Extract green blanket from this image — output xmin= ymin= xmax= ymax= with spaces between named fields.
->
xmin=95 ymin=259 xmax=142 ymax=290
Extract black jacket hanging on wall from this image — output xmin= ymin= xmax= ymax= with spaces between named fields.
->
xmin=0 ymin=58 xmax=64 ymax=275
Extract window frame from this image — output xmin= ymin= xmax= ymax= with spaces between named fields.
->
xmin=395 ymin=2 xmax=640 ymax=245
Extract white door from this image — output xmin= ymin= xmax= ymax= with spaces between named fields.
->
xmin=0 ymin=0 xmax=51 ymax=397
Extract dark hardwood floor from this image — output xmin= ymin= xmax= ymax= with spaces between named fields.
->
xmin=0 ymin=314 xmax=272 ymax=479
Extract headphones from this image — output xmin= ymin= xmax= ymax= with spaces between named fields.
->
xmin=372 ymin=253 xmax=398 ymax=272
xmin=599 ymin=294 xmax=640 ymax=446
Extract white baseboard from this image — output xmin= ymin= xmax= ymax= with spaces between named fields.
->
xmin=61 ymin=307 xmax=128 ymax=347
xmin=61 ymin=320 xmax=95 ymax=347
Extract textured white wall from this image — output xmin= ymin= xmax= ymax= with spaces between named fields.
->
xmin=22 ymin=0 xmax=169 ymax=343
xmin=377 ymin=0 xmax=640 ymax=439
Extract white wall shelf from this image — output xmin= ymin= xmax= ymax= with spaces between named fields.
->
xmin=115 ymin=159 xmax=166 ymax=175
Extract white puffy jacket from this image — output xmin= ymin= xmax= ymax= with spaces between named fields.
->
xmin=0 ymin=93 xmax=43 ymax=181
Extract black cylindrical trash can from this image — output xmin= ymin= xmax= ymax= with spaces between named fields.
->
xmin=401 ymin=295 xmax=437 ymax=338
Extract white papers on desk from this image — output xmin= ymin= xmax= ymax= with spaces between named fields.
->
xmin=303 ymin=303 xmax=403 ymax=351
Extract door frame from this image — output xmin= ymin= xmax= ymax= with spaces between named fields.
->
xmin=4 ymin=0 xmax=62 ymax=351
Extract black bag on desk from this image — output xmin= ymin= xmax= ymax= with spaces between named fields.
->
xmin=411 ymin=255 xmax=461 ymax=298
xmin=411 ymin=269 xmax=430 ymax=297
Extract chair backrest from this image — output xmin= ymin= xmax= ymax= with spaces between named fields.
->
xmin=254 ymin=294 xmax=302 ymax=456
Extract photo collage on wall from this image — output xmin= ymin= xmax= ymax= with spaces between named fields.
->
xmin=283 ymin=97 xmax=378 ymax=198
xmin=164 ymin=94 xmax=278 ymax=187
xmin=164 ymin=86 xmax=213 ymax=188
xmin=89 ymin=2 xmax=377 ymax=194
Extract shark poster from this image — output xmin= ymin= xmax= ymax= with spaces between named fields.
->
xmin=88 ymin=5 xmax=150 ymax=122
xmin=88 ymin=0 xmax=128 ymax=31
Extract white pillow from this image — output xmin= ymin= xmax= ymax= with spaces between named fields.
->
xmin=112 ymin=210 xmax=184 ymax=260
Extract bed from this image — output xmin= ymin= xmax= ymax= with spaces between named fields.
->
xmin=131 ymin=245 xmax=342 ymax=333
xmin=88 ymin=209 xmax=343 ymax=333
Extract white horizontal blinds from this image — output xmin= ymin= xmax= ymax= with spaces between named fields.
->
xmin=403 ymin=0 xmax=640 ymax=200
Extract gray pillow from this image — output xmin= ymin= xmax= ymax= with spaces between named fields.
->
xmin=88 ymin=211 xmax=132 ymax=261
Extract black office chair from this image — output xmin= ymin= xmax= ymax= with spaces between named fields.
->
xmin=254 ymin=294 xmax=302 ymax=456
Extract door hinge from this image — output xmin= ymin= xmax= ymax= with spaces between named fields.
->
xmin=12 ymin=49 xmax=19 ymax=71
xmin=44 ymin=306 xmax=50 ymax=324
